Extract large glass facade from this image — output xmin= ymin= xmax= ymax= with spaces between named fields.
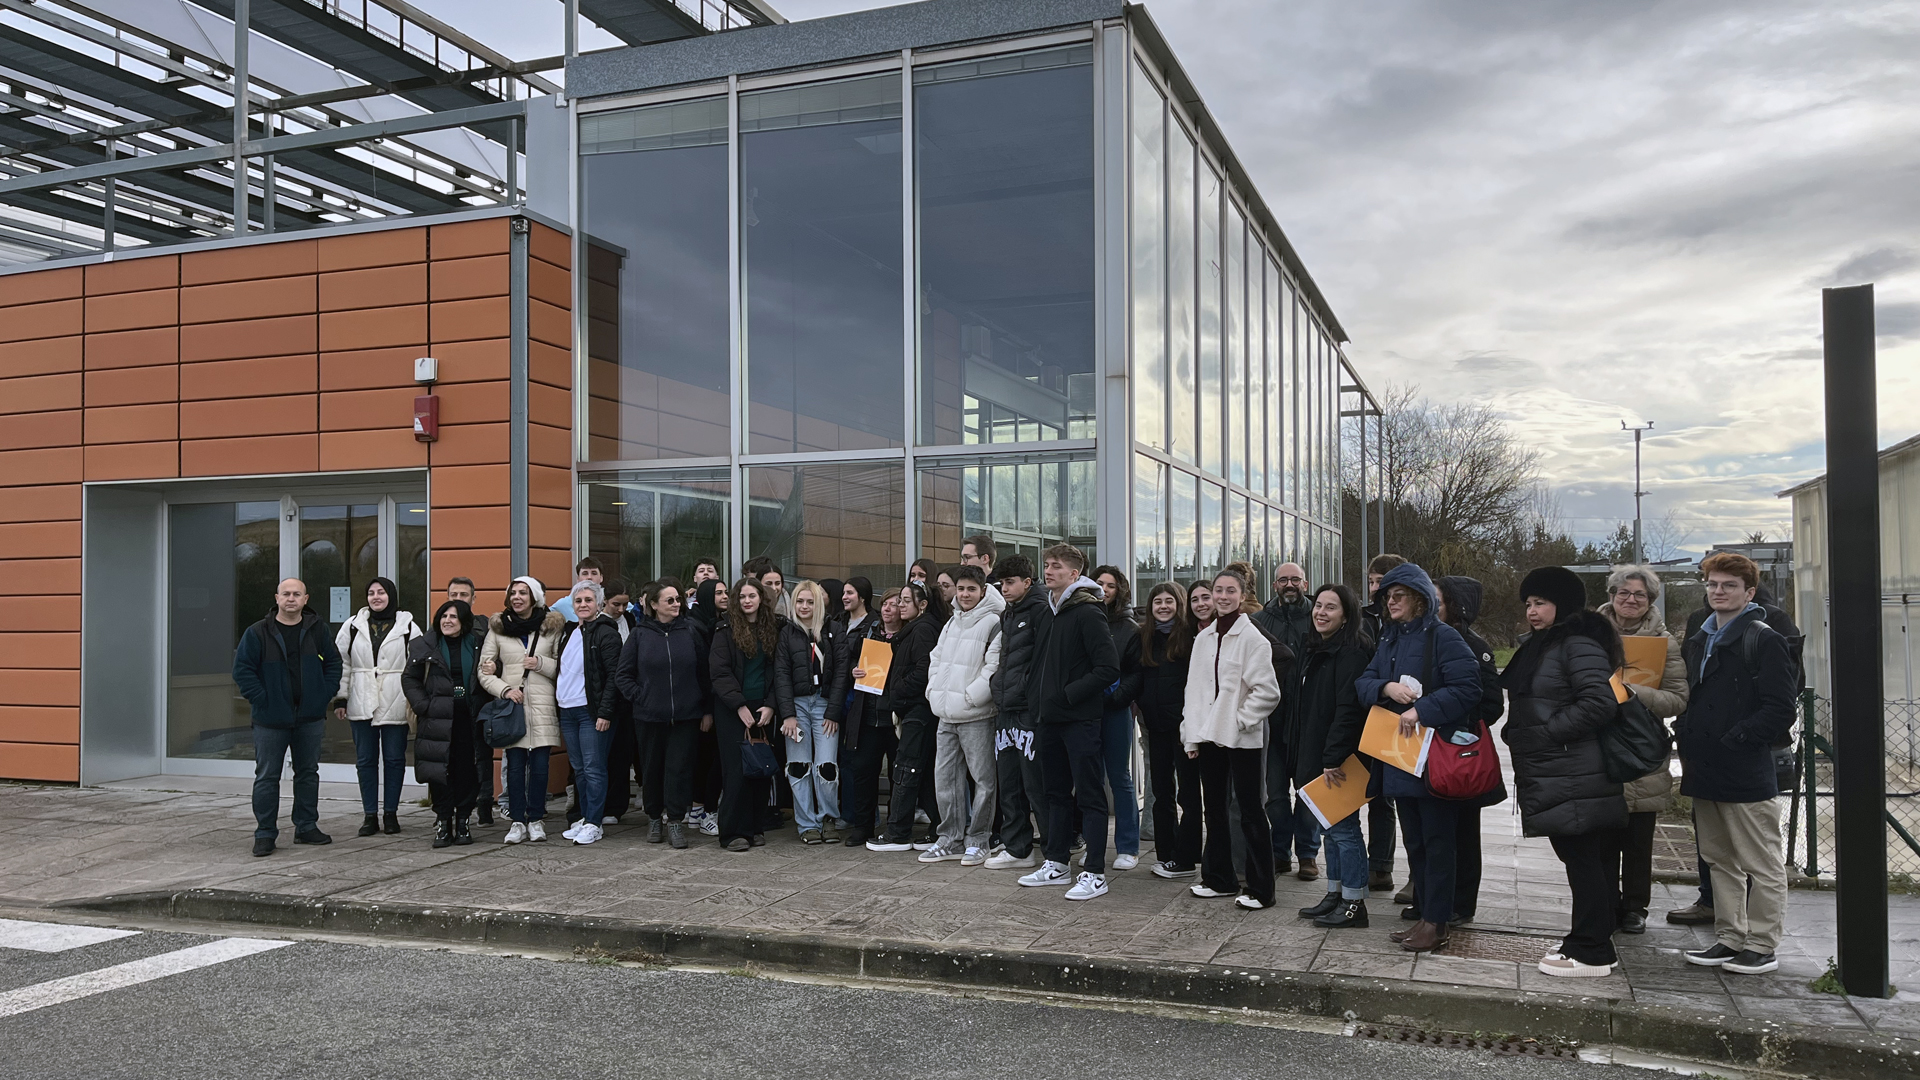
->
xmin=1133 ymin=454 xmax=1167 ymax=587
xmin=1167 ymin=121 xmax=1196 ymax=466
xmin=918 ymin=47 xmax=1095 ymax=446
xmin=1129 ymin=60 xmax=1165 ymax=454
xmin=918 ymin=455 xmax=1095 ymax=571
xmin=748 ymin=462 xmax=905 ymax=585
xmin=1198 ymin=161 xmax=1221 ymax=478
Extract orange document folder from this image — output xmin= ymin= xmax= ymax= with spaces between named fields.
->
xmin=1298 ymin=754 xmax=1372 ymax=828
xmin=1359 ymin=705 xmax=1433 ymax=776
xmin=1620 ymin=636 xmax=1668 ymax=688
xmin=1610 ymin=672 xmax=1632 ymax=704
xmin=853 ymin=639 xmax=893 ymax=695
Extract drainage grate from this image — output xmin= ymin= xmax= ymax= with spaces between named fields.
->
xmin=1436 ymin=928 xmax=1562 ymax=963
xmin=1351 ymin=1025 xmax=1583 ymax=1059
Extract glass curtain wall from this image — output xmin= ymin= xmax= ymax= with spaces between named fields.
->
xmin=583 ymin=472 xmax=732 ymax=586
xmin=918 ymin=455 xmax=1095 ymax=570
xmin=747 ymin=462 xmax=905 ymax=585
xmin=1129 ymin=60 xmax=1165 ymax=454
xmin=1133 ymin=455 xmax=1167 ymax=586
xmin=1198 ymin=163 xmax=1221 ymax=478
xmin=1167 ymin=122 xmax=1196 ymax=466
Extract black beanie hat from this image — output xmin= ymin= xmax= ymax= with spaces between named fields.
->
xmin=1519 ymin=566 xmax=1587 ymax=622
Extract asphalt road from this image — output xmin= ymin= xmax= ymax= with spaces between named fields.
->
xmin=0 ymin=920 xmax=1662 ymax=1080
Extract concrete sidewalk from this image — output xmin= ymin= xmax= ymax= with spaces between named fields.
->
xmin=2 ymin=781 xmax=1915 ymax=1044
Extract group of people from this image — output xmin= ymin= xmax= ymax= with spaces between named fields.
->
xmin=234 ymin=538 xmax=1798 ymax=980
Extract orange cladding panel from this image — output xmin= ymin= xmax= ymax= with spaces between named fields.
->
xmin=319 ymin=264 xmax=428 ymax=312
xmin=319 ymin=429 xmax=427 ymax=471
xmin=180 ymin=433 xmax=318 ymax=476
xmin=85 ymin=403 xmax=177 ymax=444
xmin=181 ymin=315 xmax=317 ymax=363
xmin=430 ymin=219 xmax=508 ymax=260
xmin=84 ymin=441 xmax=179 ymax=481
xmin=180 ymin=394 xmax=316 ymax=439
xmin=0 ymin=373 xmax=82 ymax=414
xmin=0 ymin=596 xmax=79 ymax=630
xmin=0 ymin=300 xmax=82 ymax=343
xmin=317 ymin=228 xmax=426 ymax=272
xmin=0 ymin=742 xmax=78 ymax=782
xmin=0 ymin=337 xmax=83 ymax=377
xmin=85 ymin=365 xmax=177 ymax=406
xmin=0 ymin=447 xmax=82 ymax=486
xmin=0 ymin=266 xmax=82 ymax=307
xmin=0 ymin=706 xmax=79 ymax=744
xmin=181 ymin=355 xmax=316 ymax=400
xmin=180 ymin=239 xmax=318 ymax=285
xmin=84 ymin=256 xmax=178 ymax=295
xmin=86 ymin=327 xmax=178 ymax=369
xmin=179 ymin=276 xmax=317 ymax=323
xmin=0 ymin=485 xmax=80 ymax=523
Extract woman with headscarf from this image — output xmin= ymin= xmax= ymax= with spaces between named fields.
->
xmin=1502 ymin=566 xmax=1630 ymax=978
xmin=479 ymin=576 xmax=565 ymax=843
xmin=334 ymin=576 xmax=422 ymax=837
xmin=403 ymin=598 xmax=490 ymax=847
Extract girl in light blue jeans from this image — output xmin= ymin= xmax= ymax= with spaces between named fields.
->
xmin=779 ymin=581 xmax=840 ymax=842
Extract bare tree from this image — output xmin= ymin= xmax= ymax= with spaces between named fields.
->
xmin=1646 ymin=510 xmax=1693 ymax=562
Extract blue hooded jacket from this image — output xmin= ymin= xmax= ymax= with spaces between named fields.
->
xmin=1355 ymin=563 xmax=1482 ymax=797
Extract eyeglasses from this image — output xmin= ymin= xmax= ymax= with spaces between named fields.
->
xmin=1276 ymin=576 xmax=1306 ymax=585
xmin=1704 ymin=580 xmax=1749 ymax=592
xmin=1609 ymin=589 xmax=1649 ymax=601
xmin=661 ymin=597 xmax=682 ymax=605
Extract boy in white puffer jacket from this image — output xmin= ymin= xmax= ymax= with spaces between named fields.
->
xmin=922 ymin=564 xmax=1006 ymax=865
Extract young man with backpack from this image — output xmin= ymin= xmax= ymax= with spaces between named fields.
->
xmin=1676 ymin=552 xmax=1796 ymax=975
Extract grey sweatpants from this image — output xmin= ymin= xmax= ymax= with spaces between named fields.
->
xmin=934 ymin=717 xmax=998 ymax=854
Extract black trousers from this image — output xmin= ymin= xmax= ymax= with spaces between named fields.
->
xmin=1398 ymin=796 xmax=1463 ymax=924
xmin=714 ymin=709 xmax=772 ymax=844
xmin=841 ymin=720 xmax=896 ymax=835
xmin=474 ymin=723 xmax=496 ymax=808
xmin=1368 ymin=796 xmax=1398 ymax=873
xmin=1197 ymin=743 xmax=1273 ymax=904
xmin=429 ymin=716 xmax=480 ymax=817
xmin=883 ymin=714 xmax=940 ymax=844
xmin=602 ymin=712 xmax=640 ymax=819
xmin=1040 ymin=717 xmax=1108 ymax=875
xmin=1550 ymin=827 xmax=1627 ymax=966
xmin=995 ymin=710 xmax=1047 ymax=858
xmin=1145 ymin=726 xmax=1202 ymax=868
xmin=693 ymin=725 xmax=722 ymax=809
xmin=640 ymin=717 xmax=702 ymax=821
xmin=1619 ymin=810 xmax=1657 ymax=916
xmin=1453 ymin=805 xmax=1483 ymax=919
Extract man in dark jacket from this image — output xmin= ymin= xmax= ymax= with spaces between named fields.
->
xmin=987 ymin=555 xmax=1048 ymax=869
xmin=1017 ymin=544 xmax=1121 ymax=900
xmin=1676 ymin=552 xmax=1795 ymax=976
xmin=1255 ymin=561 xmax=1316 ymax=877
xmin=232 ymin=578 xmax=343 ymax=857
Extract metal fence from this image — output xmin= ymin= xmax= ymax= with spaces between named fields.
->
xmin=1788 ymin=694 xmax=1920 ymax=881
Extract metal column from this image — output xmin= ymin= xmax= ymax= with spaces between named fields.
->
xmin=509 ymin=216 xmax=531 ymax=578
xmin=1823 ymin=282 xmax=1888 ymax=998
xmin=231 ymin=0 xmax=250 ymax=233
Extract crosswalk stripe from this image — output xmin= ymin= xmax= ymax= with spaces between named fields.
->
xmin=0 ymin=938 xmax=294 ymax=1018
xmin=0 ymin=919 xmax=140 ymax=954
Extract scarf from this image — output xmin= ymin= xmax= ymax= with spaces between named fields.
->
xmin=499 ymin=604 xmax=547 ymax=641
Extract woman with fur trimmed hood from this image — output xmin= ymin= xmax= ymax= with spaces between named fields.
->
xmin=479 ymin=576 xmax=566 ymax=842
xmin=1500 ymin=566 xmax=1629 ymax=979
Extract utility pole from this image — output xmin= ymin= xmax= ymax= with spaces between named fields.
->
xmin=1622 ymin=420 xmax=1653 ymax=562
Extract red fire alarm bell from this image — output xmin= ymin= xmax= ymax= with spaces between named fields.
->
xmin=413 ymin=395 xmax=439 ymax=442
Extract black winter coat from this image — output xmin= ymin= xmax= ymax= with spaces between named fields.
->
xmin=401 ymin=631 xmax=489 ymax=787
xmin=1128 ymin=626 xmax=1190 ymax=733
xmin=832 ymin=617 xmax=894 ymax=749
xmin=553 ymin=615 xmax=624 ymax=720
xmin=990 ymin=590 xmax=1045 ymax=715
xmin=774 ymin=618 xmax=829 ymax=720
xmin=1285 ymin=634 xmax=1373 ymax=787
xmin=708 ymin=622 xmax=786 ymax=719
xmin=615 ymin=615 xmax=711 ymax=724
xmin=1253 ymin=594 xmax=1314 ymax=659
xmin=1027 ymin=581 xmax=1121 ymax=725
xmin=1104 ymin=612 xmax=1142 ymax=711
xmin=881 ymin=613 xmax=943 ymax=722
xmin=1500 ymin=611 xmax=1626 ymax=838
xmin=1677 ymin=606 xmax=1797 ymax=802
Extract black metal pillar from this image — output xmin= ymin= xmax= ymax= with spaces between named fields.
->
xmin=1823 ymin=283 xmax=1888 ymax=998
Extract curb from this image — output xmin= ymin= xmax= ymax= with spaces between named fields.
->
xmin=55 ymin=888 xmax=1919 ymax=1078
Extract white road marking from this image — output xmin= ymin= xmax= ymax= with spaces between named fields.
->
xmin=0 ymin=937 xmax=294 ymax=1018
xmin=0 ymin=919 xmax=140 ymax=954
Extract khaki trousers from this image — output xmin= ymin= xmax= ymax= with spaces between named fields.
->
xmin=1693 ymin=797 xmax=1788 ymax=953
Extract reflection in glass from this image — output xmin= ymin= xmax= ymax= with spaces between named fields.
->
xmin=168 ymin=501 xmax=279 ymax=760
xmin=1132 ymin=455 xmax=1167 ymax=587
xmin=1200 ymin=480 xmax=1222 ymax=579
xmin=919 ymin=454 xmax=1095 ymax=571
xmin=1248 ymin=236 xmax=1264 ymax=497
xmin=1170 ymin=469 xmax=1196 ymax=580
xmin=1230 ymin=493 xmax=1250 ymax=569
xmin=1129 ymin=61 xmax=1166 ymax=452
xmin=301 ymin=503 xmax=380 ymax=765
xmin=748 ymin=462 xmax=905 ymax=584
xmin=743 ymin=75 xmax=904 ymax=454
xmin=1255 ymin=502 xmax=1271 ymax=595
xmin=583 ymin=98 xmax=731 ymax=461
xmin=1198 ymin=162 xmax=1221 ymax=478
xmin=918 ymin=48 xmax=1095 ymax=446
xmin=585 ymin=472 xmax=732 ymax=586
xmin=1226 ymin=208 xmax=1245 ymax=489
xmin=1269 ymin=258 xmax=1287 ymax=506
xmin=1168 ymin=122 xmax=1195 ymax=465
xmin=1266 ymin=507 xmax=1280 ymax=592
xmin=395 ymin=502 xmax=428 ymax=625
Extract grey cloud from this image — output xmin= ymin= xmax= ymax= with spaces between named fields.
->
xmin=1819 ymin=246 xmax=1920 ymax=288
xmin=1878 ymin=302 xmax=1920 ymax=341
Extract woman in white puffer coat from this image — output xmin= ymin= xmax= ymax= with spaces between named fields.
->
xmin=333 ymin=576 xmax=422 ymax=838
xmin=922 ymin=565 xmax=1006 ymax=865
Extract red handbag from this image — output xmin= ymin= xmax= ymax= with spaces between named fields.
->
xmin=1425 ymin=719 xmax=1501 ymax=800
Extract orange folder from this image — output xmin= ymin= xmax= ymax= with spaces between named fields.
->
xmin=1359 ymin=705 xmax=1433 ymax=776
xmin=1610 ymin=672 xmax=1632 ymax=704
xmin=1620 ymin=636 xmax=1668 ymax=688
xmin=853 ymin=639 xmax=892 ymax=695
xmin=1299 ymin=754 xmax=1372 ymax=828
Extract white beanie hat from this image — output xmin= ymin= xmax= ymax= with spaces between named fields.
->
xmin=512 ymin=575 xmax=546 ymax=607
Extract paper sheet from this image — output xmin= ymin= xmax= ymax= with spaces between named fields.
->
xmin=853 ymin=639 xmax=892 ymax=696
xmin=1620 ymin=635 xmax=1668 ymax=688
xmin=1359 ymin=705 xmax=1434 ymax=776
xmin=1298 ymin=754 xmax=1372 ymax=828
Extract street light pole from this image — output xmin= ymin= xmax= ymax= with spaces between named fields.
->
xmin=1622 ymin=420 xmax=1653 ymax=563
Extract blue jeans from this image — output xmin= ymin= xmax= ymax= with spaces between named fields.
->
xmin=350 ymin=720 xmax=408 ymax=815
xmin=1101 ymin=707 xmax=1140 ymax=857
xmin=1320 ymin=814 xmax=1370 ymax=900
xmin=557 ymin=706 xmax=611 ymax=826
xmin=783 ymin=694 xmax=840 ymax=831
xmin=252 ymin=720 xmax=323 ymax=840
xmin=505 ymin=746 xmax=552 ymax=823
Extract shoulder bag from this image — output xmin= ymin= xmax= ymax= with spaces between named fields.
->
xmin=478 ymin=629 xmax=539 ymax=749
xmin=1423 ymin=624 xmax=1504 ymax=801
xmin=1600 ymin=673 xmax=1671 ymax=783
xmin=742 ymin=728 xmax=778 ymax=779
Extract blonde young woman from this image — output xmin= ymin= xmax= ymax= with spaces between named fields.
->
xmin=479 ymin=577 xmax=565 ymax=842
xmin=779 ymin=580 xmax=845 ymax=843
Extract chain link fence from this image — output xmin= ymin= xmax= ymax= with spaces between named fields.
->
xmin=1788 ymin=694 xmax=1920 ymax=883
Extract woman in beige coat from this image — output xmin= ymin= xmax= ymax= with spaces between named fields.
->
xmin=480 ymin=576 xmax=565 ymax=843
xmin=1599 ymin=564 xmax=1690 ymax=934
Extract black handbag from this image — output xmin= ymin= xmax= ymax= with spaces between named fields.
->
xmin=742 ymin=729 xmax=778 ymax=779
xmin=479 ymin=698 xmax=527 ymax=749
xmin=1601 ymin=687 xmax=1670 ymax=783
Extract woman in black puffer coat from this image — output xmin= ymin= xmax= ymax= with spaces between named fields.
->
xmin=1129 ymin=582 xmax=1197 ymax=879
xmin=402 ymin=599 xmax=492 ymax=848
xmin=1500 ymin=566 xmax=1628 ymax=979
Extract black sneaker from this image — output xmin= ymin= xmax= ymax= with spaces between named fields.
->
xmin=1722 ymin=950 xmax=1779 ymax=975
xmin=1151 ymin=861 xmax=1197 ymax=880
xmin=251 ymin=837 xmax=275 ymax=857
xmin=1686 ymin=943 xmax=1740 ymax=967
xmin=293 ymin=828 xmax=332 ymax=845
xmin=648 ymin=818 xmax=666 ymax=844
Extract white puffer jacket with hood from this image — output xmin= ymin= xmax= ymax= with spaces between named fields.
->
xmin=926 ymin=584 xmax=1007 ymax=724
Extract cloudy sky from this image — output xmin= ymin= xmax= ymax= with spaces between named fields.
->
xmin=439 ymin=0 xmax=1920 ymax=552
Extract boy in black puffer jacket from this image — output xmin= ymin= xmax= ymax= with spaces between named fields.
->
xmin=986 ymin=556 xmax=1048 ymax=869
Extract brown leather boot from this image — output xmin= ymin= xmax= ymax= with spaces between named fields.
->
xmin=1399 ymin=920 xmax=1448 ymax=953
xmin=1296 ymin=858 xmax=1320 ymax=882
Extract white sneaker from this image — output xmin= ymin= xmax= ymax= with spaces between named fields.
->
xmin=574 ymin=823 xmax=603 ymax=846
xmin=1064 ymin=872 xmax=1109 ymax=901
xmin=1538 ymin=952 xmax=1614 ymax=978
xmin=985 ymin=850 xmax=1037 ymax=870
xmin=1189 ymin=883 xmax=1233 ymax=898
xmin=697 ymin=815 xmax=719 ymax=836
xmin=563 ymin=819 xmax=585 ymax=840
xmin=960 ymin=847 xmax=987 ymax=867
xmin=1018 ymin=860 xmax=1073 ymax=887
xmin=505 ymin=822 xmax=528 ymax=845
xmin=866 ymin=839 xmax=915 ymax=852
xmin=988 ymin=844 xmax=1006 ymax=858
xmin=528 ymin=820 xmax=547 ymax=842
xmin=602 ymin=815 xmax=619 ymax=825
xmin=1112 ymin=853 xmax=1139 ymax=871
xmin=918 ymin=844 xmax=963 ymax=863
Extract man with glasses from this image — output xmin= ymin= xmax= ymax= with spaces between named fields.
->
xmin=1675 ymin=552 xmax=1795 ymax=976
xmin=1254 ymin=562 xmax=1319 ymax=879
xmin=960 ymin=534 xmax=999 ymax=588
